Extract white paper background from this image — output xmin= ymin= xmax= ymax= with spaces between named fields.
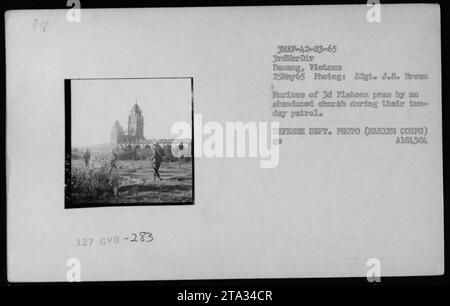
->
xmin=6 ymin=4 xmax=443 ymax=281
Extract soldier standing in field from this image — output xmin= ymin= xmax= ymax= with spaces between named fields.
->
xmin=83 ymin=149 xmax=91 ymax=167
xmin=178 ymin=141 xmax=184 ymax=167
xmin=152 ymin=142 xmax=164 ymax=180
xmin=109 ymin=149 xmax=120 ymax=197
xmin=110 ymin=149 xmax=119 ymax=175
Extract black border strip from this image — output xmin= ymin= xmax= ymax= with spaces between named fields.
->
xmin=64 ymin=77 xmax=195 ymax=209
xmin=64 ymin=79 xmax=72 ymax=206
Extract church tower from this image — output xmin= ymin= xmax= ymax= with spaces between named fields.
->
xmin=111 ymin=120 xmax=124 ymax=145
xmin=128 ymin=103 xmax=144 ymax=138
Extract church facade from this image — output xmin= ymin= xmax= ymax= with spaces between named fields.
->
xmin=111 ymin=103 xmax=191 ymax=159
xmin=111 ymin=103 xmax=147 ymax=146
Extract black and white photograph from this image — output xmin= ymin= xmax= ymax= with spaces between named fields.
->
xmin=2 ymin=0 xmax=449 ymax=295
xmin=65 ymin=78 xmax=194 ymax=208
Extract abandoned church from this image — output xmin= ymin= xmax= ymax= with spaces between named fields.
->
xmin=111 ymin=103 xmax=191 ymax=160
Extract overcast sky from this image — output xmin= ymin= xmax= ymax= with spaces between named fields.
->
xmin=71 ymin=78 xmax=192 ymax=147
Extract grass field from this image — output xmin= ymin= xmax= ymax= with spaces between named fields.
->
xmin=70 ymin=157 xmax=193 ymax=205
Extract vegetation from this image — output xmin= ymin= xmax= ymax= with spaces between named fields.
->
xmin=69 ymin=155 xmax=119 ymax=203
xmin=67 ymin=151 xmax=192 ymax=205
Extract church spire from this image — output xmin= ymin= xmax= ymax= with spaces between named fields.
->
xmin=130 ymin=101 xmax=142 ymax=114
xmin=128 ymin=101 xmax=144 ymax=138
